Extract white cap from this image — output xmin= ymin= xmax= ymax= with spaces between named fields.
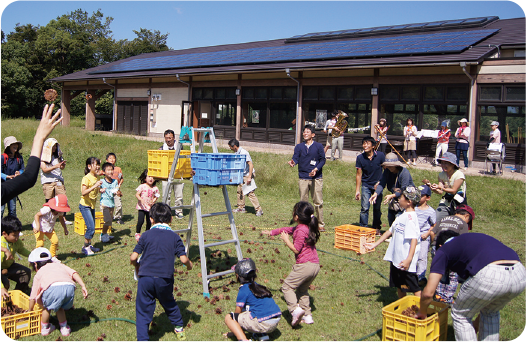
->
xmin=28 ymin=247 xmax=52 ymax=263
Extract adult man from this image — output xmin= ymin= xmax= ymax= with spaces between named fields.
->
xmin=160 ymin=129 xmax=184 ymax=219
xmin=288 ymin=125 xmax=326 ymax=231
xmin=355 ymin=136 xmax=385 ymax=235
xmin=323 ymin=112 xmax=336 ymax=155
xmin=328 ymin=110 xmax=346 ymax=160
xmin=228 ymin=139 xmax=263 ymax=217
xmin=416 ymin=231 xmax=526 ymax=341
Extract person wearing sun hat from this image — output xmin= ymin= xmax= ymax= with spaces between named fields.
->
xmin=1 ymin=136 xmax=25 ymax=218
xmin=434 ymin=120 xmax=450 ymax=166
xmin=429 ymin=151 xmax=466 ymax=223
xmin=369 ymin=152 xmax=415 ymax=226
xmin=454 ymin=118 xmax=470 ymax=170
xmin=488 ymin=121 xmax=501 ymax=174
xmin=32 ymin=194 xmax=71 ymax=259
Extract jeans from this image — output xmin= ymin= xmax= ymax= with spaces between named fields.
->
xmin=1 ymin=197 xmax=17 ymax=218
xmin=79 ymin=204 xmax=95 ymax=240
xmin=359 ymin=186 xmax=382 ymax=229
xmin=456 ymin=148 xmax=468 ymax=168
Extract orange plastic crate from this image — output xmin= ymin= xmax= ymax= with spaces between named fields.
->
xmin=1 ymin=290 xmax=42 ymax=339
xmin=334 ymin=224 xmax=376 ymax=254
xmin=147 ymin=150 xmax=192 ymax=179
xmin=382 ymin=295 xmax=449 ymax=341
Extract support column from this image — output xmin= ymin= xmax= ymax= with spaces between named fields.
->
xmin=60 ymin=88 xmax=71 ymax=127
xmin=468 ymin=65 xmax=478 ymax=165
xmin=236 ymin=74 xmax=242 ymax=140
xmin=295 ymin=72 xmax=303 ymax=145
xmin=371 ymin=68 xmax=380 ymax=130
xmin=86 ymin=91 xmax=96 ymax=131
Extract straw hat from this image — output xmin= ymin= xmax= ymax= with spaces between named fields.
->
xmin=382 ymin=152 xmax=405 ymax=168
xmin=3 ymin=136 xmax=22 ymax=152
xmin=43 ymin=194 xmax=71 ymax=212
xmin=457 ymin=118 xmax=469 ymax=127
xmin=437 ymin=152 xmax=459 ymax=168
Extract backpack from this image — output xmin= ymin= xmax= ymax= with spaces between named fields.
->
xmin=1 ymin=153 xmax=22 ymax=170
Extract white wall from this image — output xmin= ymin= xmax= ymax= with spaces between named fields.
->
xmin=150 ymin=87 xmax=187 ymax=136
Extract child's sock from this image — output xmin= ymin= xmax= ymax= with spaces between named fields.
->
xmin=59 ymin=320 xmax=68 ymax=328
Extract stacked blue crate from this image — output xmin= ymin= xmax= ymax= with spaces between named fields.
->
xmin=190 ymin=153 xmax=246 ymax=185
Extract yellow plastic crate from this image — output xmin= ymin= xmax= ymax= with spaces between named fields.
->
xmin=1 ymin=290 xmax=42 ymax=339
xmin=334 ymin=224 xmax=376 ymax=254
xmin=382 ymin=295 xmax=449 ymax=341
xmin=147 ymin=150 xmax=192 ymax=179
xmin=74 ymin=212 xmax=111 ymax=236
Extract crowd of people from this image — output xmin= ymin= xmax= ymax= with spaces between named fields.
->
xmin=1 ymin=107 xmax=524 ymax=341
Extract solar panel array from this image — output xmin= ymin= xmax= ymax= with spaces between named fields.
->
xmin=90 ymin=29 xmax=498 ymax=75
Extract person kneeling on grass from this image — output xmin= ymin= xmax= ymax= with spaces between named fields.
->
xmin=364 ymin=186 xmax=422 ymax=299
xmin=225 ymin=258 xmax=281 ymax=341
xmin=130 ymin=202 xmax=193 ymax=341
xmin=28 ymin=247 xmax=88 ymax=337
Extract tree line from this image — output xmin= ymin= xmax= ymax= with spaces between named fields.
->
xmin=1 ymin=9 xmax=170 ymax=118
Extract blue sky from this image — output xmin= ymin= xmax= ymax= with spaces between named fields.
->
xmin=1 ymin=1 xmax=524 ymax=50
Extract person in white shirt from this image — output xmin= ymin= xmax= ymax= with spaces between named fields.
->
xmin=160 ymin=130 xmax=184 ymax=219
xmin=489 ymin=121 xmax=501 ymax=174
xmin=454 ymin=118 xmax=471 ymax=170
xmin=323 ymin=112 xmax=337 ymax=155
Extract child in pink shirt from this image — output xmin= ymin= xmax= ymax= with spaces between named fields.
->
xmin=134 ymin=169 xmax=160 ymax=241
xmin=28 ymin=247 xmax=88 ymax=337
xmin=262 ymin=201 xmax=320 ymax=327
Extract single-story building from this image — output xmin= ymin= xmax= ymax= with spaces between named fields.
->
xmin=51 ymin=15 xmax=525 ymax=167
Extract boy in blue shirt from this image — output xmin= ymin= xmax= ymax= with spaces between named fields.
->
xmin=99 ymin=163 xmax=121 ymax=243
xmin=130 ymin=203 xmax=193 ymax=341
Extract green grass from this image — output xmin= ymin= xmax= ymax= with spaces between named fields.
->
xmin=2 ymin=118 xmax=525 ymax=341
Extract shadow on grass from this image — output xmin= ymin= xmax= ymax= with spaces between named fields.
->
xmin=147 ymin=300 xmax=194 ymax=340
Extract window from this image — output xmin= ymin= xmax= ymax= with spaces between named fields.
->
xmin=246 ymin=103 xmax=267 ymax=128
xmin=214 ymin=103 xmax=236 ymax=126
xmin=193 ymin=87 xmax=237 ymax=100
xmin=506 ymin=87 xmax=525 ymax=101
xmin=447 ymin=86 xmax=469 ymax=101
xmin=479 ymin=105 xmax=525 ymax=143
xmin=401 ymin=86 xmax=420 ymax=100
xmin=422 ymin=104 xmax=466 ymax=132
xmin=380 ymin=86 xmax=399 ymax=101
xmin=383 ymin=104 xmax=419 ymax=136
xmin=480 ymin=87 xmax=501 ymax=101
xmin=424 ymin=86 xmax=444 ymax=101
xmin=270 ymin=103 xmax=296 ymax=129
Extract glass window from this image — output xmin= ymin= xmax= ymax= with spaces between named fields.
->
xmin=246 ymin=103 xmax=267 ymax=128
xmin=226 ymin=88 xmax=237 ymax=99
xmin=380 ymin=86 xmax=399 ymax=101
xmin=337 ymin=103 xmax=371 ymax=134
xmin=303 ymin=87 xmax=318 ymax=100
xmin=506 ymin=87 xmax=525 ymax=101
xmin=243 ymin=88 xmax=254 ymax=99
xmin=337 ymin=87 xmax=353 ymax=100
xmin=270 ymin=103 xmax=296 ymax=129
xmin=214 ymin=103 xmax=236 ymax=126
xmin=193 ymin=88 xmax=202 ymax=99
xmin=216 ymin=88 xmax=226 ymax=99
xmin=401 ymin=86 xmax=420 ymax=100
xmin=255 ymin=88 xmax=267 ymax=100
xmin=424 ymin=86 xmax=444 ymax=101
xmin=479 ymin=114 xmax=498 ymax=141
xmin=283 ymin=87 xmax=297 ymax=100
xmin=384 ymin=104 xmax=419 ymax=136
xmin=423 ymin=104 xmax=464 ymax=131
xmin=320 ymin=87 xmax=335 ymax=100
xmin=303 ymin=103 xmax=333 ymax=129
xmin=480 ymin=86 xmax=501 ymax=101
xmin=447 ymin=86 xmax=468 ymax=101
xmin=270 ymin=87 xmax=282 ymax=99
xmin=355 ymin=86 xmax=372 ymax=100
xmin=203 ymin=89 xmax=213 ymax=100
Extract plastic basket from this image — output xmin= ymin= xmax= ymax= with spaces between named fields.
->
xmin=1 ymin=290 xmax=42 ymax=339
xmin=193 ymin=169 xmax=244 ymax=186
xmin=334 ymin=224 xmax=376 ymax=254
xmin=147 ymin=150 xmax=192 ymax=179
xmin=190 ymin=153 xmax=246 ymax=186
xmin=74 ymin=212 xmax=110 ymax=236
xmin=382 ymin=295 xmax=449 ymax=341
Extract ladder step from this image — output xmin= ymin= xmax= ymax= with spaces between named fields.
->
xmin=206 ymin=269 xmax=234 ymax=279
xmin=204 ymin=239 xmax=239 ymax=249
xmin=169 ymin=205 xmax=194 ymax=210
xmin=201 ymin=211 xmax=230 ymax=218
xmin=172 ymin=228 xmax=191 ymax=234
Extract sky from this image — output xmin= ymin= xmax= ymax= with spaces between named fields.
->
xmin=1 ymin=1 xmax=524 ymax=51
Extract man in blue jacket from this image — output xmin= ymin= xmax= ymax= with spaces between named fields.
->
xmin=288 ymin=125 xmax=326 ymax=231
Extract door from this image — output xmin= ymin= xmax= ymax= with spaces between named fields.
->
xmin=116 ymin=101 xmax=148 ymax=135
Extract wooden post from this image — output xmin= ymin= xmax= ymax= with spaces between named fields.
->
xmin=60 ymin=88 xmax=71 ymax=127
xmin=85 ymin=91 xmax=96 ymax=131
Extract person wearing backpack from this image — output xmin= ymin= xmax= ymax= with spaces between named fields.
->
xmin=1 ymin=136 xmax=25 ymax=218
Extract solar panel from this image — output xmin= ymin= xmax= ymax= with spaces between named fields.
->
xmin=89 ymin=29 xmax=499 ymax=74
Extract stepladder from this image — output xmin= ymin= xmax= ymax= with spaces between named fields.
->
xmin=163 ymin=127 xmax=244 ymax=297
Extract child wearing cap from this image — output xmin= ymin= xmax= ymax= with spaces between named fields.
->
xmin=415 ymin=185 xmax=436 ymax=286
xmin=28 ymin=247 xmax=88 ymax=337
xmin=32 ymin=194 xmax=71 ymax=260
xmin=434 ymin=121 xmax=450 ymax=166
xmin=1 ymin=216 xmax=31 ymax=296
xmin=99 ymin=162 xmax=122 ymax=243
xmin=225 ymin=258 xmax=281 ymax=341
xmin=1 ymin=136 xmax=25 ymax=218
xmin=365 ymin=186 xmax=422 ymax=299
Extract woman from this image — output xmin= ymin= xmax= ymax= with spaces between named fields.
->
xmin=489 ymin=121 xmax=501 ymax=174
xmin=403 ymin=118 xmax=418 ymax=166
xmin=429 ymin=151 xmax=467 ymax=223
xmin=375 ymin=118 xmax=389 ymax=154
xmin=454 ymin=118 xmax=470 ymax=170
xmin=40 ymin=138 xmax=67 ymax=202
xmin=369 ymin=152 xmax=415 ymax=227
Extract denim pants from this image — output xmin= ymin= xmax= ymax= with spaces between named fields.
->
xmin=79 ymin=204 xmax=95 ymax=240
xmin=359 ymin=186 xmax=382 ymax=229
xmin=1 ymin=197 xmax=17 ymax=218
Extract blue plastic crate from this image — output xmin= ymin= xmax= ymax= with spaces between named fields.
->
xmin=208 ymin=154 xmax=246 ymax=170
xmin=190 ymin=153 xmax=209 ymax=169
xmin=193 ymin=169 xmax=244 ymax=185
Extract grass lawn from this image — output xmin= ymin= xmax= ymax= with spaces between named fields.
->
xmin=2 ymin=117 xmax=525 ymax=341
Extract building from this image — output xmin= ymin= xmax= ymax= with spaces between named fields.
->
xmin=52 ymin=16 xmax=525 ymax=166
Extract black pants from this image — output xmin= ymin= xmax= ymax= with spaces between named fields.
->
xmin=136 ymin=210 xmax=151 ymax=234
xmin=1 ymin=263 xmax=31 ymax=295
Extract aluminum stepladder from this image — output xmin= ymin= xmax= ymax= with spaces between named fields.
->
xmin=164 ymin=127 xmax=243 ymax=297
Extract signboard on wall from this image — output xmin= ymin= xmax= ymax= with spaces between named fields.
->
xmin=315 ymin=110 xmax=327 ymax=129
xmin=252 ymin=110 xmax=260 ymax=124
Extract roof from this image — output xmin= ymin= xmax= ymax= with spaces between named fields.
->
xmin=51 ymin=17 xmax=525 ymax=83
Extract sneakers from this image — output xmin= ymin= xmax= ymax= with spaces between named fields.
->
xmin=60 ymin=325 xmax=71 ymax=337
xmin=64 ymin=220 xmax=73 ymax=225
xmin=253 ymin=333 xmax=270 ymax=341
xmin=82 ymin=246 xmax=94 ymax=256
xmin=232 ymin=207 xmax=246 ymax=213
xmin=89 ymin=245 xmax=100 ymax=252
xmin=41 ymin=324 xmax=56 ymax=336
xmin=116 ymin=219 xmax=124 ymax=225
xmin=256 ymin=210 xmax=263 ymax=217
xmin=174 ymin=327 xmax=186 ymax=340
xmin=175 ymin=212 xmax=184 ymax=219
xmin=301 ymin=314 xmax=314 ymax=324
xmin=101 ymin=233 xmax=114 ymax=243
xmin=135 ymin=233 xmax=141 ymax=242
xmin=290 ymin=305 xmax=305 ymax=327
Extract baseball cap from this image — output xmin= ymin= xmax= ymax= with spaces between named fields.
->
xmin=418 ymin=185 xmax=432 ymax=197
xmin=28 ymin=247 xmax=52 ymax=263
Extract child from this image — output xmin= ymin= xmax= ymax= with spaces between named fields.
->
xmin=1 ymin=216 xmax=31 ymax=295
xmin=415 ymin=185 xmax=436 ymax=286
xmin=33 ymin=194 xmax=70 ymax=259
xmin=434 ymin=121 xmax=450 ymax=166
xmin=225 ymin=258 xmax=281 ymax=341
xmin=489 ymin=121 xmax=501 ymax=174
xmin=100 ymin=162 xmax=122 ymax=243
xmin=130 ymin=203 xmax=193 ymax=341
xmin=2 ymin=136 xmax=25 ymax=217
xmin=374 ymin=118 xmax=389 ymax=154
xmin=40 ymin=138 xmax=67 ymax=202
xmin=106 ymin=153 xmax=124 ymax=224
xmin=403 ymin=118 xmax=418 ymax=166
xmin=364 ymin=186 xmax=422 ymax=299
xmin=28 ymin=247 xmax=88 ymax=337
xmin=262 ymin=201 xmax=320 ymax=326
xmin=135 ymin=169 xmax=160 ymax=242
xmin=79 ymin=157 xmax=103 ymax=255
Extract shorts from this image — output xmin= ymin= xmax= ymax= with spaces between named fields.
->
xmin=325 ymin=135 xmax=333 ymax=147
xmin=389 ymin=262 xmax=420 ymax=293
xmin=230 ymin=311 xmax=281 ymax=334
xmin=42 ymin=182 xmax=66 ymax=200
xmin=101 ymin=206 xmax=114 ymax=226
xmin=42 ymin=284 xmax=75 ymax=311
